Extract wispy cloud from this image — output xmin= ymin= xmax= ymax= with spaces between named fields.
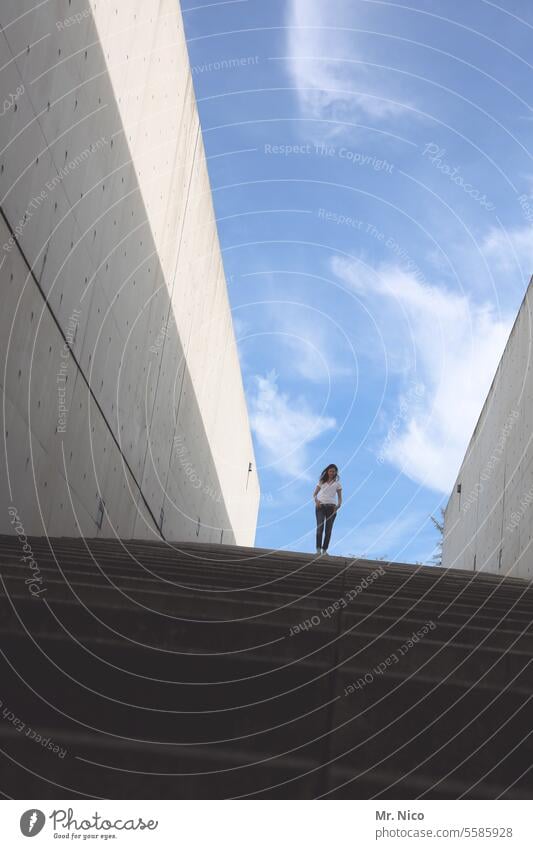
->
xmin=331 ymin=255 xmax=513 ymax=493
xmin=481 ymin=224 xmax=533 ymax=278
xmin=271 ymin=308 xmax=354 ymax=383
xmin=232 ymin=316 xmax=249 ymax=340
xmin=340 ymin=511 xmax=427 ymax=560
xmin=249 ymin=370 xmax=336 ymax=478
xmin=285 ymin=0 xmax=409 ymax=128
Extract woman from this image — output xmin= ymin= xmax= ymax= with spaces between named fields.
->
xmin=313 ymin=464 xmax=342 ymax=555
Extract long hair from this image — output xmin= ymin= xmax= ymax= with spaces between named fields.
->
xmin=319 ymin=464 xmax=339 ymax=484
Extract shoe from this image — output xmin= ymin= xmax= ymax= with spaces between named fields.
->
xmin=316 ymin=548 xmax=322 ymax=554
xmin=322 ymin=550 xmax=328 ymax=556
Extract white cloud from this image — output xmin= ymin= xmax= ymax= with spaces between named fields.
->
xmin=331 ymin=256 xmax=513 ymax=493
xmin=481 ymin=224 xmax=533 ymax=278
xmin=271 ymin=309 xmax=354 ymax=383
xmin=249 ymin=370 xmax=336 ymax=478
xmin=286 ymin=0 xmax=408 ymax=127
xmin=340 ymin=511 xmax=426 ymax=559
xmin=232 ymin=316 xmax=249 ymax=340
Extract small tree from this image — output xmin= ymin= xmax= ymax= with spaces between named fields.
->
xmin=429 ymin=508 xmax=445 ymax=566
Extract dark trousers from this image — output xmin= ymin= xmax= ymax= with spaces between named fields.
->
xmin=315 ymin=503 xmax=337 ymax=550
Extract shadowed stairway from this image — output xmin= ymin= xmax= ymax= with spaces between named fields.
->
xmin=0 ymin=535 xmax=532 ymax=799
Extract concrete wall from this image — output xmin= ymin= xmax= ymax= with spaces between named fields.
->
xmin=442 ymin=276 xmax=533 ymax=578
xmin=0 ymin=0 xmax=259 ymax=545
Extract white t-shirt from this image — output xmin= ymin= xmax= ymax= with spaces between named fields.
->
xmin=316 ymin=479 xmax=342 ymax=505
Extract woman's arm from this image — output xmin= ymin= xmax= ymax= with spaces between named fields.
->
xmin=336 ymin=488 xmax=343 ymax=510
xmin=313 ymin=485 xmax=320 ymax=505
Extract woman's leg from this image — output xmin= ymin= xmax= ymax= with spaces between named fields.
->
xmin=315 ymin=505 xmax=326 ymax=550
xmin=322 ymin=506 xmax=337 ymax=551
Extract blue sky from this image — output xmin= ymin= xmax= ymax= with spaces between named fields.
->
xmin=180 ymin=0 xmax=533 ymax=562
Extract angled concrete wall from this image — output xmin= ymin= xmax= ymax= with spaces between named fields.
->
xmin=442 ymin=276 xmax=533 ymax=578
xmin=0 ymin=0 xmax=259 ymax=545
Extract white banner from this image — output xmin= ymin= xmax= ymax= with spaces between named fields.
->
xmin=0 ymin=800 xmax=530 ymax=848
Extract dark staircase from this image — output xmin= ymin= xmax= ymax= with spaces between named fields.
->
xmin=0 ymin=535 xmax=532 ymax=799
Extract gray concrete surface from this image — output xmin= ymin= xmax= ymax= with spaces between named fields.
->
xmin=443 ymin=276 xmax=533 ymax=577
xmin=2 ymin=534 xmax=533 ymax=798
xmin=0 ymin=0 xmax=259 ymax=545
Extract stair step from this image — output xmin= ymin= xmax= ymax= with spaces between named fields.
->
xmin=1 ymin=535 xmax=532 ymax=799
